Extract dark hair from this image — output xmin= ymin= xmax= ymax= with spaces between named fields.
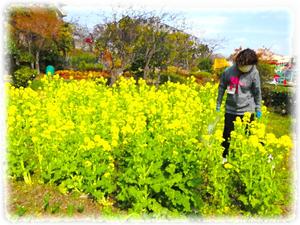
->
xmin=235 ymin=48 xmax=258 ymax=66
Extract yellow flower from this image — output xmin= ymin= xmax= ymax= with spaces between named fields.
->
xmin=48 ymin=124 xmax=56 ymax=132
xmin=7 ymin=116 xmax=15 ymax=126
xmin=235 ymin=117 xmax=242 ymax=126
xmin=243 ymin=112 xmax=252 ymax=123
xmin=202 ymin=135 xmax=211 ymax=141
xmin=84 ymin=160 xmax=92 ymax=167
xmin=209 ymin=98 xmax=215 ymax=110
xmin=41 ymin=129 xmax=51 ymax=139
xmin=256 ymin=124 xmax=266 ymax=138
xmin=172 ymin=150 xmax=178 ymax=156
xmin=224 ymin=206 xmax=230 ymax=212
xmin=31 ymin=118 xmax=38 ymax=127
xmin=103 ymin=172 xmax=110 ymax=178
xmin=101 ymin=141 xmax=111 ymax=151
xmin=84 ymin=137 xmax=91 ymax=143
xmin=8 ymin=105 xmax=17 ymax=115
xmin=121 ymin=124 xmax=133 ymax=135
xmin=64 ymin=121 xmax=75 ymax=130
xmin=24 ymin=109 xmax=31 ymax=115
xmin=279 ymin=135 xmax=293 ymax=149
xmin=54 ymin=74 xmax=60 ymax=80
xmin=94 ymin=135 xmax=101 ymax=142
xmin=262 ymin=105 xmax=268 ymax=114
xmin=224 ymin=163 xmax=234 ymax=169
xmin=111 ymin=140 xmax=118 ymax=147
xmin=30 ymin=127 xmax=37 ymax=134
xmin=266 ymin=133 xmax=277 ymax=145
xmin=258 ymin=144 xmax=266 ymax=155
xmin=249 ymin=135 xmax=259 ymax=148
xmin=32 ymin=136 xmax=39 ymax=143
xmin=230 ymin=131 xmax=237 ymax=138
xmin=87 ymin=140 xmax=95 ymax=150
xmin=94 ymin=136 xmax=112 ymax=151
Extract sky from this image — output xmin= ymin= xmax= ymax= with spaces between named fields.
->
xmin=61 ymin=2 xmax=294 ymax=58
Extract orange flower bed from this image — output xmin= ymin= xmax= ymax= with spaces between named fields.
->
xmin=55 ymin=70 xmax=110 ymax=80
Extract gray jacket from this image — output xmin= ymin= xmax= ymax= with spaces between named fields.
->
xmin=216 ymin=64 xmax=262 ymax=115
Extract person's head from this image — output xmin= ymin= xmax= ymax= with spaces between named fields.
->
xmin=235 ymin=48 xmax=258 ymax=73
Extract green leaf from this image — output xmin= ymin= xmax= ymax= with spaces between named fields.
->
xmin=58 ymin=182 xmax=68 ymax=195
xmin=238 ymin=195 xmax=249 ymax=206
xmin=187 ymin=178 xmax=202 ymax=187
xmin=151 ymin=183 xmax=161 ymax=193
xmin=191 ymin=192 xmax=203 ymax=208
xmin=43 ymin=193 xmax=50 ymax=211
xmin=16 ymin=205 xmax=27 ymax=217
xmin=250 ymin=197 xmax=260 ymax=208
xmin=166 ymin=164 xmax=176 ymax=174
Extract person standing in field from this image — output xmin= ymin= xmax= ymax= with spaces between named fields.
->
xmin=216 ymin=48 xmax=262 ymax=162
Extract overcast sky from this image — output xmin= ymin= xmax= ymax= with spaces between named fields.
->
xmin=1 ymin=0 xmax=298 ymax=57
xmin=61 ymin=0 xmax=295 ymax=57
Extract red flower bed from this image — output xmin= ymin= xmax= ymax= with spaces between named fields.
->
xmin=56 ymin=70 xmax=110 ymax=80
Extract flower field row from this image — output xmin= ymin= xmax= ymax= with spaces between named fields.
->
xmin=6 ymin=75 xmax=293 ymax=218
xmin=55 ymin=70 xmax=110 ymax=80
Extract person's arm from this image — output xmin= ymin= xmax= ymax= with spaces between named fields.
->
xmin=253 ymin=71 xmax=262 ymax=113
xmin=216 ymin=71 xmax=227 ymax=111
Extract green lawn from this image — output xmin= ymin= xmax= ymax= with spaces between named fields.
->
xmin=265 ymin=111 xmax=293 ymax=138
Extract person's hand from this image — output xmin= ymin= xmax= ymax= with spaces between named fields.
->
xmin=216 ymin=106 xmax=220 ymax=112
xmin=256 ymin=111 xmax=262 ymax=119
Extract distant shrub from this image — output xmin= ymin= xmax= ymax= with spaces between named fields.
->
xmin=160 ymin=71 xmax=186 ymax=84
xmin=12 ymin=66 xmax=38 ymax=88
xmin=213 ymin=67 xmax=227 ymax=77
xmin=29 ymin=79 xmax=44 ymax=91
xmin=197 ymin=57 xmax=213 ymax=72
xmin=78 ymin=62 xmax=104 ymax=71
xmin=69 ymin=50 xmax=103 ymax=71
xmin=262 ymin=84 xmax=294 ymax=115
xmin=190 ymin=71 xmax=212 ymax=79
xmin=256 ymin=62 xmax=275 ymax=86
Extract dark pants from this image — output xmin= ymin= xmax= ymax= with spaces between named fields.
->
xmin=222 ymin=113 xmax=254 ymax=158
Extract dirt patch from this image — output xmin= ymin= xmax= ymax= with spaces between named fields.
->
xmin=5 ymin=179 xmax=113 ymax=219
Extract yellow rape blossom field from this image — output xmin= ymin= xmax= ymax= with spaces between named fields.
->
xmin=6 ymin=75 xmax=294 ymax=219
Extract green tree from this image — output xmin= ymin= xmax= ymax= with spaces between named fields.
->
xmin=93 ymin=9 xmax=214 ymax=84
xmin=197 ymin=57 xmax=213 ymax=72
xmin=55 ymin=22 xmax=74 ymax=60
xmin=8 ymin=6 xmax=73 ymax=74
xmin=256 ymin=62 xmax=275 ymax=87
xmin=94 ymin=15 xmax=141 ymax=84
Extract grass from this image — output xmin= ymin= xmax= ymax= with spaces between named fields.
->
xmin=265 ymin=111 xmax=293 ymax=138
xmin=263 ymin=83 xmax=294 ymax=94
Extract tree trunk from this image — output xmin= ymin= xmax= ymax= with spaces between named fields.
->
xmin=109 ymin=60 xmax=117 ymax=86
xmin=155 ymin=70 xmax=161 ymax=89
xmin=143 ymin=63 xmax=150 ymax=80
xmin=28 ymin=40 xmax=34 ymax=69
xmin=110 ymin=69 xmax=117 ymax=86
xmin=63 ymin=50 xmax=69 ymax=69
xmin=185 ymin=57 xmax=189 ymax=70
xmin=143 ymin=45 xmax=155 ymax=80
xmin=35 ymin=50 xmax=40 ymax=74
